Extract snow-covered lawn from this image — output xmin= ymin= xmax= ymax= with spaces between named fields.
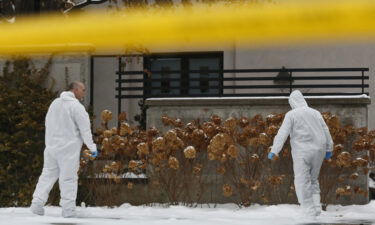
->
xmin=2 ymin=202 xmax=375 ymax=225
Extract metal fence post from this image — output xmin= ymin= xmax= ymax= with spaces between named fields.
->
xmin=117 ymin=56 xmax=122 ymax=117
xmin=362 ymin=70 xmax=365 ymax=94
xmin=289 ymin=71 xmax=293 ymax=94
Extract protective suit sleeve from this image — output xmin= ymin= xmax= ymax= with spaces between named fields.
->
xmin=271 ymin=112 xmax=293 ymax=155
xmin=318 ymin=114 xmax=333 ymax=152
xmin=73 ymin=104 xmax=97 ymax=153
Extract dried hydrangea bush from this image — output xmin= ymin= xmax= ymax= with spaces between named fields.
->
xmin=79 ymin=110 xmax=373 ymax=207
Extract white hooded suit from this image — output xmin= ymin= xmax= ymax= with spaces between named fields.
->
xmin=270 ymin=90 xmax=333 ymax=215
xmin=32 ymin=91 xmax=96 ymax=211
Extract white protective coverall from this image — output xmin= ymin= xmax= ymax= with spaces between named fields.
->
xmin=32 ymin=91 xmax=97 ymax=211
xmin=270 ymin=90 xmax=333 ymax=216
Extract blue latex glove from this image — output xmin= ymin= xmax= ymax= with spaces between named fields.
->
xmin=325 ymin=152 xmax=332 ymax=160
xmin=91 ymin=151 xmax=99 ymax=158
xmin=268 ymin=152 xmax=275 ymax=160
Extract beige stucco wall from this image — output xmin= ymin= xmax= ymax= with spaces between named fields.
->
xmin=0 ymin=53 xmax=91 ymax=105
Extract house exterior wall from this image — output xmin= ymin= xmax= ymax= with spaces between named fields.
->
xmin=90 ymin=42 xmax=374 ymax=129
xmin=0 ymin=42 xmax=373 ymax=131
xmin=0 ymin=53 xmax=91 ymax=105
xmin=233 ymin=43 xmax=375 ymax=129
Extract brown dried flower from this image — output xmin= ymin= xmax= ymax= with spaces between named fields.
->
xmin=266 ymin=114 xmax=282 ymax=125
xmin=336 ymin=186 xmax=352 ymax=196
xmin=167 ymin=137 xmax=184 ymax=152
xmin=162 ymin=115 xmax=172 ymax=126
xmin=137 ymin=142 xmax=149 ymax=157
xmin=172 ymin=118 xmax=184 ymax=128
xmin=333 ymin=144 xmax=343 ymax=155
xmin=226 ymin=144 xmax=239 ymax=158
xmin=111 ymin=127 xmax=118 ymax=135
xmin=192 ymin=164 xmax=203 ymax=174
xmin=101 ymin=110 xmax=113 ymax=122
xmin=102 ymin=164 xmax=110 ymax=173
xmin=164 ymin=130 xmax=178 ymax=142
xmin=103 ymin=130 xmax=112 ymax=138
xmin=220 ymin=153 xmax=228 ymax=163
xmin=248 ymin=138 xmax=259 ymax=148
xmin=357 ymin=127 xmax=368 ymax=136
xmin=211 ymin=114 xmax=222 ymax=125
xmin=128 ymin=160 xmax=139 ymax=170
xmin=352 ymin=158 xmax=368 ymax=167
xmin=152 ymin=137 xmax=166 ymax=153
xmin=209 ymin=133 xmax=226 ymax=154
xmin=208 ymin=152 xmax=216 ymax=161
xmin=202 ymin=122 xmax=218 ymax=138
xmin=353 ymin=139 xmax=369 ymax=151
xmin=238 ymin=117 xmax=250 ymax=128
xmin=120 ymin=122 xmax=133 ymax=136
xmin=344 ymin=125 xmax=356 ymax=135
xmin=222 ymin=184 xmax=233 ymax=197
xmin=354 ymin=186 xmax=368 ymax=196
xmin=268 ymin=175 xmax=285 ymax=186
xmin=258 ymin=133 xmax=271 ymax=146
xmin=101 ymin=138 xmax=111 ymax=151
xmin=224 ymin=117 xmax=237 ymax=133
xmin=147 ymin=127 xmax=159 ymax=138
xmin=368 ymin=130 xmax=375 ymax=138
xmin=184 ymin=146 xmax=196 ymax=159
xmin=336 ymin=151 xmax=352 ymax=167
xmin=168 ymin=156 xmax=179 ymax=170
xmin=186 ymin=122 xmax=197 ymax=132
xmin=349 ymin=173 xmax=359 ymax=180
xmin=265 ymin=125 xmax=279 ymax=136
xmin=251 ymin=114 xmax=263 ymax=126
xmin=110 ymin=161 xmax=121 ymax=171
xmin=327 ymin=115 xmax=340 ymax=130
xmin=192 ymin=129 xmax=206 ymax=144
xmin=240 ymin=177 xmax=250 ymax=185
xmin=251 ymin=181 xmax=261 ymax=190
xmin=243 ymin=126 xmax=258 ymax=137
xmin=250 ymin=154 xmax=260 ymax=162
xmin=118 ymin=112 xmax=127 ymax=122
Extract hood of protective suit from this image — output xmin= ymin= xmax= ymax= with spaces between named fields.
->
xmin=288 ymin=90 xmax=308 ymax=109
xmin=60 ymin=91 xmax=77 ymax=101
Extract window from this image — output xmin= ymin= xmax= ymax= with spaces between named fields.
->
xmin=144 ymin=52 xmax=223 ymax=97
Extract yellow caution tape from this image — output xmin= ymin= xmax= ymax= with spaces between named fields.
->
xmin=1 ymin=0 xmax=375 ymax=54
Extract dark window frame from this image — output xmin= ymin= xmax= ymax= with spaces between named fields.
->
xmin=143 ymin=52 xmax=224 ymax=97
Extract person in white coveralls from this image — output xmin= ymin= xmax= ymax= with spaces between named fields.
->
xmin=30 ymin=81 xmax=98 ymax=218
xmin=268 ymin=90 xmax=333 ymax=218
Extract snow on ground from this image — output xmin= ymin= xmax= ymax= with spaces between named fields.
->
xmin=1 ymin=202 xmax=375 ymax=225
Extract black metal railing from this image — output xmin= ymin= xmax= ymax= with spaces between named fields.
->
xmin=116 ymin=67 xmax=369 ymax=100
xmin=114 ymin=66 xmax=369 ymax=129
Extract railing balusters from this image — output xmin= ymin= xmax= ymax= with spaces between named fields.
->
xmin=362 ymin=70 xmax=365 ymax=94
xmin=115 ymin=67 xmax=369 ymax=99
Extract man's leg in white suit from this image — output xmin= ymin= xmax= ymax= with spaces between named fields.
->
xmin=31 ymin=150 xmax=59 ymax=215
